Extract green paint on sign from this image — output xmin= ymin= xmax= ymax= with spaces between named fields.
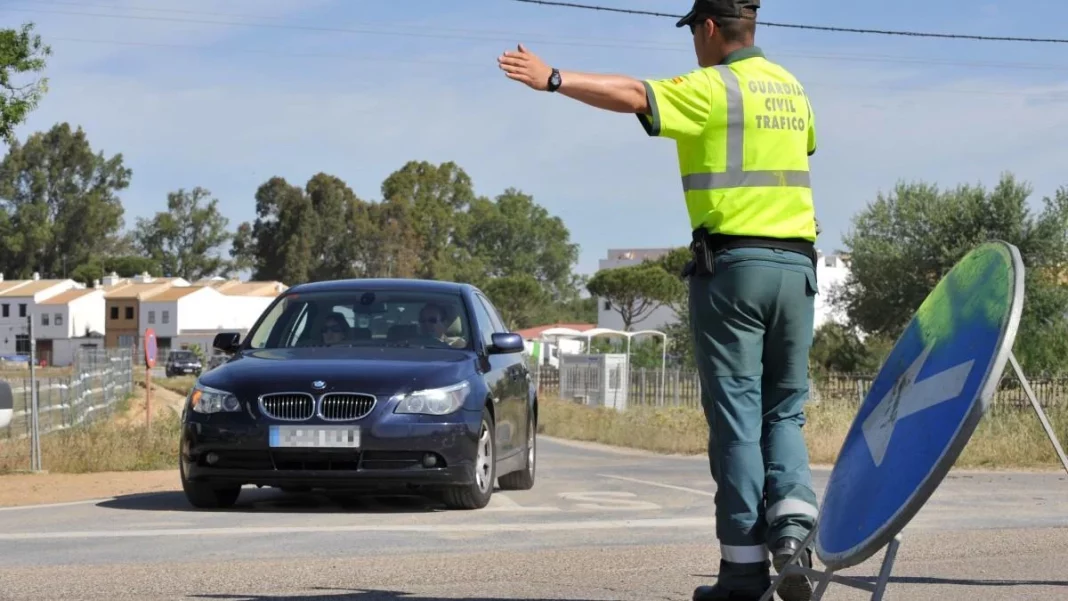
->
xmin=914 ymin=242 xmax=1014 ymax=348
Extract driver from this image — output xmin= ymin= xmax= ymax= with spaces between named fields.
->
xmin=418 ymin=303 xmax=465 ymax=348
xmin=320 ymin=312 xmax=352 ymax=346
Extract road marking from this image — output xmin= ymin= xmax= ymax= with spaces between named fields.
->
xmin=558 ymin=491 xmax=660 ymax=511
xmin=0 ymin=517 xmax=715 ymax=540
xmin=484 ymin=494 xmax=560 ymax=512
xmin=597 ymin=474 xmax=716 ymax=498
xmin=0 ymin=498 xmax=114 ymax=512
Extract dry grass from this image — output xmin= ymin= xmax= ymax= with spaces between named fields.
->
xmin=4 ymin=382 xmax=1065 ymax=475
xmin=539 ymin=397 xmax=1068 ymax=470
xmin=156 ymin=375 xmax=197 ymax=397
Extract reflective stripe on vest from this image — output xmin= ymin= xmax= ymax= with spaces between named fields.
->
xmin=681 ymin=65 xmax=812 ymax=193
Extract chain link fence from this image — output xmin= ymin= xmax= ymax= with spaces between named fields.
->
xmin=0 ymin=348 xmax=135 ymax=473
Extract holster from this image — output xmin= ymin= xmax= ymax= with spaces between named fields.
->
xmin=685 ymin=228 xmax=818 ymax=279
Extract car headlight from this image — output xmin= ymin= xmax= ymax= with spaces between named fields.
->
xmin=189 ymin=383 xmax=241 ymax=414
xmin=392 ymin=381 xmax=469 ymax=416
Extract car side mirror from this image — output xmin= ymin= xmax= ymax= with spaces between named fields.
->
xmin=213 ymin=332 xmax=241 ymax=354
xmin=489 ymin=333 xmax=524 ymax=355
xmin=0 ymin=380 xmax=12 ymax=429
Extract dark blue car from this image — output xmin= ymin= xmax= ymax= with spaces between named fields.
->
xmin=179 ymin=278 xmax=538 ymax=510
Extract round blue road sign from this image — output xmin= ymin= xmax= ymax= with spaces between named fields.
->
xmin=815 ymin=241 xmax=1024 ymax=571
xmin=144 ymin=328 xmax=158 ymax=368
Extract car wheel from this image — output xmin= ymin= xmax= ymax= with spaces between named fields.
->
xmin=498 ymin=411 xmax=536 ymax=491
xmin=441 ymin=406 xmax=495 ymax=510
xmin=180 ymin=457 xmax=241 ymax=509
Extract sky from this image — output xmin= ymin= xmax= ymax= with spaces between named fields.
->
xmin=4 ymin=0 xmax=1068 ymax=278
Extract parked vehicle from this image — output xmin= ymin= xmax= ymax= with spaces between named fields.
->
xmin=165 ymin=350 xmax=203 ymax=377
xmin=178 ymin=278 xmax=538 ymax=510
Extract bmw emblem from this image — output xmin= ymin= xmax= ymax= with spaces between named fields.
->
xmin=311 ymin=380 xmax=326 ymax=390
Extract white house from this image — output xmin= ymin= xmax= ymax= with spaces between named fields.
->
xmin=36 ymin=287 xmax=106 ymax=366
xmin=814 ymin=251 xmax=851 ymax=330
xmin=141 ymin=280 xmax=286 ymax=358
xmin=0 ymin=275 xmax=80 ymax=361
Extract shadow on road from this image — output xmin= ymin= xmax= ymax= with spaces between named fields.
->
xmin=95 ymin=488 xmax=455 ymax=514
xmin=191 ymin=589 xmax=603 ymax=600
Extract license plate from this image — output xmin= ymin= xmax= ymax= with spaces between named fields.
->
xmin=269 ymin=425 xmax=361 ymax=449
xmin=183 ymin=368 xmax=192 ymax=373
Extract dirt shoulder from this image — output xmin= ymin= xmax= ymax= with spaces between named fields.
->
xmin=0 ymin=381 xmax=190 ymax=507
xmin=0 ymin=469 xmax=180 ymax=507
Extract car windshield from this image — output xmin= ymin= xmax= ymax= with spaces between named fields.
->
xmin=171 ymin=351 xmax=196 ymax=361
xmin=245 ymin=288 xmax=473 ymax=351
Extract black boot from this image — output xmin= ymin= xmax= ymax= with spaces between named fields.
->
xmin=692 ymin=583 xmax=764 ymax=601
xmin=770 ymin=537 xmax=813 ymax=601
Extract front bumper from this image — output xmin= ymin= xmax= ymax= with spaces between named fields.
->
xmin=180 ymin=410 xmax=482 ymax=491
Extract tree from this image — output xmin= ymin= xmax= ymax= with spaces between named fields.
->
xmin=833 ymin=173 xmax=1068 ymax=374
xmin=586 ymin=264 xmax=683 ymax=331
xmin=464 ymin=188 xmax=581 ymax=299
xmin=0 ymin=123 xmax=130 ymax=278
xmin=483 ymin=274 xmax=551 ymax=330
xmin=379 ymin=161 xmax=477 ymax=282
xmin=69 ymin=255 xmax=161 ymax=286
xmin=0 ymin=23 xmax=51 ymax=144
xmin=135 ymin=187 xmax=233 ymax=280
xmin=809 ymin=322 xmax=891 ymax=375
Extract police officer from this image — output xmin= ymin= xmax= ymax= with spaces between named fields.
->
xmin=498 ymin=1 xmax=819 ymax=600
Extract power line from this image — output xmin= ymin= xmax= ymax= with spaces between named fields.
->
xmin=13 ymin=4 xmax=1068 ymax=74
xmin=507 ymin=0 xmax=1068 ymax=44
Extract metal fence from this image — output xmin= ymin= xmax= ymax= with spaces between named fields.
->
xmin=0 ymin=348 xmax=135 ymax=472
xmin=532 ymin=362 xmax=1068 ymax=411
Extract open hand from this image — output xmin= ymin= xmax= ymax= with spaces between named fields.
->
xmin=497 ymin=43 xmax=553 ymax=91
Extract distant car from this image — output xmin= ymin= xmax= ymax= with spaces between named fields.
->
xmin=178 ymin=278 xmax=538 ymax=510
xmin=165 ymin=350 xmax=202 ymax=377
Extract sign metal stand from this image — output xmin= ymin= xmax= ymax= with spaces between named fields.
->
xmin=762 ymin=240 xmax=1026 ymax=601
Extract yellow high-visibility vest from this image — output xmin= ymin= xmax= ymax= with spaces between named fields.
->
xmin=638 ymin=46 xmax=817 ymax=242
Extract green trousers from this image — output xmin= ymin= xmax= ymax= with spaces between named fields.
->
xmin=689 ymin=247 xmax=820 ymax=590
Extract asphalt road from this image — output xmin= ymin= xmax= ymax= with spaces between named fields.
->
xmin=1 ymin=437 xmax=1067 ymax=600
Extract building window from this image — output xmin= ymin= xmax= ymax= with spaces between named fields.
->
xmin=162 ymin=310 xmax=169 ymax=324
xmin=15 ymin=335 xmax=29 ymax=354
xmin=125 ymin=306 xmax=133 ymax=319
xmin=1 ymin=304 xmax=7 ymax=317
xmin=148 ymin=310 xmax=155 ymax=324
xmin=118 ymin=335 xmax=135 ymax=347
xmin=41 ymin=313 xmax=49 ymax=326
xmin=110 ymin=306 xmax=119 ymax=319
xmin=603 ymin=300 xmax=610 ymax=310
xmin=54 ymin=313 xmax=63 ymax=326
xmin=18 ymin=304 xmax=26 ymax=317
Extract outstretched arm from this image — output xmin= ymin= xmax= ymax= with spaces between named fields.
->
xmin=497 ymin=44 xmax=650 ymax=114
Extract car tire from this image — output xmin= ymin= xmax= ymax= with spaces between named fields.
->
xmin=498 ymin=411 xmax=536 ymax=491
xmin=441 ymin=406 xmax=495 ymax=510
xmin=180 ymin=459 xmax=241 ymax=509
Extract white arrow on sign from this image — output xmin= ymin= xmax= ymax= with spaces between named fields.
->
xmin=862 ymin=344 xmax=975 ymax=467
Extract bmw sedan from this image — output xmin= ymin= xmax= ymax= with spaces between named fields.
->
xmin=178 ymin=278 xmax=538 ymax=510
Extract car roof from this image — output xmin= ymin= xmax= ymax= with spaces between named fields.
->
xmin=284 ymin=278 xmax=479 ymax=296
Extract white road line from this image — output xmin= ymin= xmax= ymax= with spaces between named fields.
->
xmin=0 ymin=498 xmax=114 ymax=512
xmin=0 ymin=517 xmax=714 ymax=540
xmin=598 ymin=474 xmax=716 ymax=498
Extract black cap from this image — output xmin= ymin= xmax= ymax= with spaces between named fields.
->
xmin=676 ymin=0 xmax=759 ymax=28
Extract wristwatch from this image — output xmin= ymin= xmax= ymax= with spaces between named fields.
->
xmin=547 ymin=68 xmax=561 ymax=92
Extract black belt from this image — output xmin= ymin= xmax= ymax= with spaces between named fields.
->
xmin=684 ymin=229 xmax=817 ymax=278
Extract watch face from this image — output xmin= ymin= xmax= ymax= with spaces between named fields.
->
xmin=550 ymin=72 xmax=561 ymax=86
